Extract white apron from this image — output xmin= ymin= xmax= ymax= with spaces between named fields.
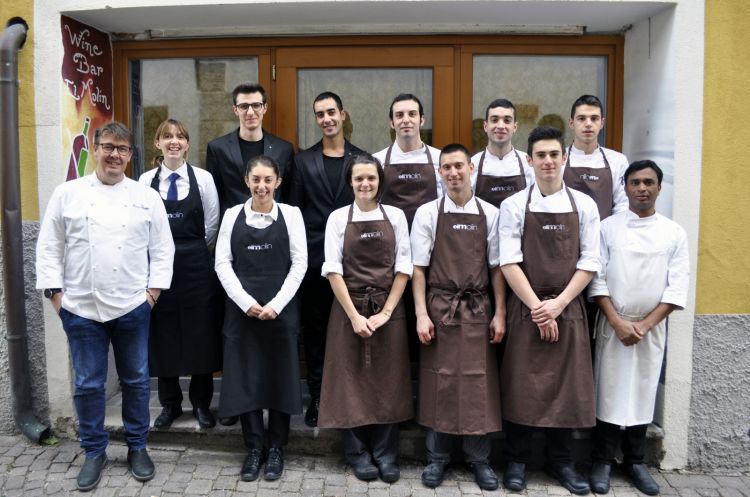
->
xmin=593 ymin=220 xmax=670 ymax=427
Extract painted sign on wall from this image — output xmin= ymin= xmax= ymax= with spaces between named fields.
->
xmin=60 ymin=15 xmax=113 ymax=180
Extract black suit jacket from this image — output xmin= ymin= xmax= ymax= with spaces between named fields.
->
xmin=205 ymin=128 xmax=295 ymax=214
xmin=288 ymin=140 xmax=366 ymax=270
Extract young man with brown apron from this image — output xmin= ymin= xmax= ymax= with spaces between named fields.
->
xmin=319 ymin=155 xmax=414 ymax=483
xmin=498 ymin=126 xmax=601 ymax=495
xmin=411 ymin=144 xmax=505 ymax=491
xmin=471 ymin=98 xmax=534 ymax=207
xmin=588 ymin=161 xmax=689 ymax=496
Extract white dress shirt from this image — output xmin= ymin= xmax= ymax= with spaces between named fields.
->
xmin=499 ymin=184 xmax=601 ymax=273
xmin=322 ymin=203 xmax=413 ymax=278
xmin=36 ymin=174 xmax=175 ymax=322
xmin=215 ymin=200 xmax=307 ymax=315
xmin=566 ymin=145 xmax=629 ymax=214
xmin=411 ymin=194 xmax=500 ymax=268
xmin=138 ymin=162 xmax=220 ymax=246
xmin=589 ymin=210 xmax=689 ymax=308
xmin=373 ymin=142 xmax=444 ymax=198
xmin=470 ymin=147 xmax=535 ymax=190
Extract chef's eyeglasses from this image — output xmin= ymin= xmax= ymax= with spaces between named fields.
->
xmin=96 ymin=142 xmax=132 ymax=155
xmin=235 ymin=102 xmax=265 ymax=112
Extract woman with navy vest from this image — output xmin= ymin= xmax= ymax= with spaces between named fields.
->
xmin=214 ymin=155 xmax=307 ymax=482
xmin=138 ymin=119 xmax=222 ymax=430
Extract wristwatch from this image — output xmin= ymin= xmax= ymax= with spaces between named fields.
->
xmin=44 ymin=288 xmax=62 ymax=299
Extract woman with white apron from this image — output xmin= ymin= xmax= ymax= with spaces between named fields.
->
xmin=138 ymin=119 xmax=222 ymax=430
xmin=318 ymin=154 xmax=413 ymax=483
xmin=214 ymin=155 xmax=307 ymax=483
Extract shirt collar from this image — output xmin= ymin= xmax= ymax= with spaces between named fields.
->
xmin=159 ymin=162 xmax=188 ymax=178
xmin=246 ymin=199 xmax=279 ymax=221
xmin=570 ymin=144 xmax=601 ymax=156
xmin=444 ymin=193 xmax=477 ymax=211
xmin=486 ymin=147 xmax=517 ymax=161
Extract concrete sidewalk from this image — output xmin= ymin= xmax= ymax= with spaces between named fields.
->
xmin=0 ymin=434 xmax=748 ymax=497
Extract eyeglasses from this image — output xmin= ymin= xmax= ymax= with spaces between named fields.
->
xmin=235 ymin=102 xmax=265 ymax=112
xmin=96 ymin=143 xmax=132 ymax=155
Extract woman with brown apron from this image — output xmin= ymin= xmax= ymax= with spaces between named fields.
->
xmin=498 ymin=126 xmax=601 ymax=494
xmin=138 ymin=119 xmax=222 ymax=430
xmin=318 ymin=154 xmax=413 ymax=483
xmin=214 ymin=155 xmax=307 ymax=482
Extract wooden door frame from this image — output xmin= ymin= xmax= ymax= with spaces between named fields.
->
xmin=113 ymin=34 xmax=623 ymax=152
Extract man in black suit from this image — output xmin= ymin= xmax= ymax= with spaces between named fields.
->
xmin=288 ymin=91 xmax=365 ymax=427
xmin=206 ymin=82 xmax=294 ymax=214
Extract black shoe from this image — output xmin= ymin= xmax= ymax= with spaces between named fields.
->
xmin=77 ymin=454 xmax=107 ymax=492
xmin=545 ymin=463 xmax=590 ymax=495
xmin=219 ymin=415 xmax=239 ymax=426
xmin=589 ymin=462 xmax=611 ymax=494
xmin=153 ymin=405 xmax=183 ymax=429
xmin=624 ymin=463 xmax=659 ymax=495
xmin=127 ymin=448 xmax=155 ymax=482
xmin=264 ymin=447 xmax=284 ymax=481
xmin=192 ymin=406 xmax=216 ymax=428
xmin=240 ymin=449 xmax=265 ymax=482
xmin=421 ymin=461 xmax=446 ymax=488
xmin=304 ymin=397 xmax=320 ymax=427
xmin=470 ymin=462 xmax=499 ymax=491
xmin=352 ymin=457 xmax=379 ymax=481
xmin=503 ymin=461 xmax=526 ymax=491
xmin=376 ymin=461 xmax=400 ymax=483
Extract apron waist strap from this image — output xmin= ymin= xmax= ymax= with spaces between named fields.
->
xmin=349 ymin=286 xmax=389 ymax=315
xmin=430 ymin=286 xmax=488 ymax=325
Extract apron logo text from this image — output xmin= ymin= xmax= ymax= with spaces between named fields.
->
xmin=360 ymin=231 xmax=384 ymax=239
xmin=247 ymin=243 xmax=273 ymax=251
xmin=167 ymin=212 xmax=184 ymax=219
xmin=452 ymin=223 xmax=479 ymax=231
xmin=542 ymin=224 xmax=567 ymax=231
xmin=398 ymin=172 xmax=422 ymax=180
xmin=580 ymin=173 xmax=600 ymax=181
xmin=491 ymin=185 xmax=516 ymax=192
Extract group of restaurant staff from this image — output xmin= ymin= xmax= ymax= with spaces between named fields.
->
xmin=56 ymin=83 xmax=688 ymax=494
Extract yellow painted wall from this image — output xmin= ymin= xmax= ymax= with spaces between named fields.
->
xmin=697 ymin=0 xmax=750 ymax=313
xmin=0 ymin=0 xmax=38 ymax=220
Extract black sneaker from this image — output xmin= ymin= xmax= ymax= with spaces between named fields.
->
xmin=304 ymin=397 xmax=320 ymax=428
xmin=77 ymin=454 xmax=107 ymax=492
xmin=264 ymin=447 xmax=284 ymax=481
xmin=421 ymin=461 xmax=446 ymax=488
xmin=241 ymin=449 xmax=265 ymax=482
xmin=153 ymin=405 xmax=183 ymax=429
xmin=127 ymin=448 xmax=155 ymax=482
xmin=469 ymin=461 xmax=499 ymax=490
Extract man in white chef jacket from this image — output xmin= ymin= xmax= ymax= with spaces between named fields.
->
xmin=588 ymin=160 xmax=689 ymax=495
xmin=36 ymin=122 xmax=175 ymax=492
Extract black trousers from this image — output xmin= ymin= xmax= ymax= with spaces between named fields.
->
xmin=240 ymin=410 xmax=291 ymax=450
xmin=299 ymin=269 xmax=334 ymax=400
xmin=503 ymin=421 xmax=573 ymax=465
xmin=158 ymin=374 xmax=213 ymax=409
xmin=425 ymin=428 xmax=491 ymax=464
xmin=342 ymin=424 xmax=399 ymax=465
xmin=592 ymin=419 xmax=648 ymax=465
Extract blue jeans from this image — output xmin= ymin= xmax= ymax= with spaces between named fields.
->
xmin=60 ymin=301 xmax=151 ymax=457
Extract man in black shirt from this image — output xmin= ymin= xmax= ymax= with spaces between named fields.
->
xmin=288 ymin=91 xmax=365 ymax=427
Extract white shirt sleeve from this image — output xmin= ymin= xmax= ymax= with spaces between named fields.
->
xmin=215 ymin=205 xmax=256 ymax=312
xmin=498 ymin=191 xmax=526 ymax=266
xmin=609 ymin=150 xmax=630 ymax=214
xmin=321 ymin=206 xmax=348 ymax=277
xmin=574 ymin=190 xmax=601 ymax=273
xmin=195 ymin=167 xmax=221 ymax=246
xmin=389 ymin=205 xmax=414 ymax=277
xmin=662 ymin=224 xmax=690 ymax=309
xmin=410 ymin=201 xmax=438 ymax=267
xmin=478 ymin=199 xmax=501 ymax=268
xmin=35 ymin=186 xmax=66 ymax=289
xmin=145 ymin=189 xmax=176 ymax=289
xmin=267 ymin=204 xmax=308 ymax=315
xmin=588 ymin=217 xmax=613 ymax=299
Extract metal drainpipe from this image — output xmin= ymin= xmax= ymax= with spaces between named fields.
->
xmin=1 ymin=17 xmax=51 ymax=443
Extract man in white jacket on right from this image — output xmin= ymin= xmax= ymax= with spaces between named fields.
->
xmin=588 ymin=160 xmax=689 ymax=495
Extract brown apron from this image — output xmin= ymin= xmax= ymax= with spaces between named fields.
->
xmin=475 ymin=149 xmax=527 ymax=206
xmin=318 ymin=204 xmax=413 ymax=428
xmin=418 ymin=197 xmax=502 ymax=435
xmin=500 ymin=186 xmax=595 ymax=428
xmin=380 ymin=143 xmax=438 ymax=228
xmin=563 ymin=146 xmax=614 ymax=221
